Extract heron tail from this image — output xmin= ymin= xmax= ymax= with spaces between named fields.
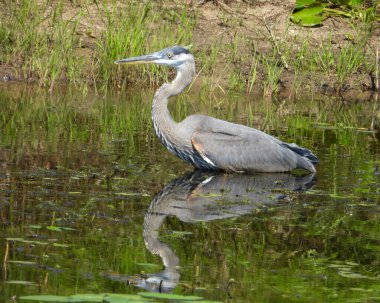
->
xmin=283 ymin=143 xmax=319 ymax=164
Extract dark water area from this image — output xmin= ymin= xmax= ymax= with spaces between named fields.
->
xmin=0 ymin=83 xmax=379 ymax=302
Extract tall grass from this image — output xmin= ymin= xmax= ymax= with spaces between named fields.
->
xmin=94 ymin=2 xmax=194 ymax=90
xmin=0 ymin=0 xmax=377 ymax=94
xmin=0 ymin=1 xmax=85 ymax=89
xmin=262 ymin=54 xmax=284 ymax=97
xmin=0 ymin=0 xmax=195 ymax=90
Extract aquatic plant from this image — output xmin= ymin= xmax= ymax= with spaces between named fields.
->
xmin=291 ymin=0 xmax=380 ymax=27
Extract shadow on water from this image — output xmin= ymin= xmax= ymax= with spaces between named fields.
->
xmin=116 ymin=171 xmax=316 ymax=293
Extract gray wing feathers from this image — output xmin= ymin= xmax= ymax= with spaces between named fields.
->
xmin=188 ymin=116 xmax=316 ymax=173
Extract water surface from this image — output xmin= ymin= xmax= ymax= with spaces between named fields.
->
xmin=0 ymin=84 xmax=379 ymax=302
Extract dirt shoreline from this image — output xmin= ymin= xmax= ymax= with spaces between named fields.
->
xmin=0 ymin=0 xmax=379 ymax=98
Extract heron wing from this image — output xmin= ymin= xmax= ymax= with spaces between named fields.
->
xmin=191 ymin=128 xmax=311 ymax=173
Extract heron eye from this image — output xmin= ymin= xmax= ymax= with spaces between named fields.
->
xmin=167 ymin=52 xmax=173 ymax=59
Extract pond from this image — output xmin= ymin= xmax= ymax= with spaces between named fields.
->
xmin=0 ymin=83 xmax=379 ymax=303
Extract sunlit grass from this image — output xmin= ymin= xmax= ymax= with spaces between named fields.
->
xmin=0 ymin=0 xmax=377 ymax=95
xmin=0 ymin=1 xmax=195 ymax=90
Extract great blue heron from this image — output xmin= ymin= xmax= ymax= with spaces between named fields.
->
xmin=115 ymin=46 xmax=319 ymax=173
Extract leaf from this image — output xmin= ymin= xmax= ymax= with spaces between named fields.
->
xmin=104 ymin=298 xmax=150 ymax=303
xmin=115 ymin=192 xmax=141 ymax=196
xmin=338 ymin=271 xmax=370 ymax=279
xmin=6 ymin=238 xmax=48 ymax=245
xmin=20 ymin=294 xmax=151 ymax=303
xmin=6 ymin=237 xmax=26 ymax=242
xmin=53 ymin=243 xmax=70 ymax=248
xmin=20 ymin=295 xmax=82 ymax=302
xmin=295 ymin=0 xmax=317 ymax=9
xmin=47 ymin=226 xmax=75 ymax=232
xmin=103 ymin=294 xmax=153 ymax=303
xmin=299 ymin=15 xmax=327 ymax=26
xmin=70 ymin=294 xmax=104 ymax=302
xmin=60 ymin=227 xmax=76 ymax=231
xmin=29 ymin=225 xmax=42 ymax=229
xmin=348 ymin=0 xmax=363 ymax=7
xmin=291 ymin=6 xmax=325 ymax=23
xmin=138 ymin=292 xmax=203 ymax=301
xmin=330 ymin=0 xmax=351 ymax=5
xmin=47 ymin=226 xmax=63 ymax=232
xmin=296 ymin=0 xmax=316 ymax=5
xmin=6 ymin=281 xmax=37 ymax=286
xmin=8 ymin=260 xmax=37 ymax=265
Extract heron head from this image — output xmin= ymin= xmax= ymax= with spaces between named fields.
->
xmin=115 ymin=46 xmax=193 ymax=70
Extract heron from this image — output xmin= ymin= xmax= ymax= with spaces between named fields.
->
xmin=115 ymin=46 xmax=319 ymax=173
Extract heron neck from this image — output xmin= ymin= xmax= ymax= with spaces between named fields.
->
xmin=143 ymin=210 xmax=179 ymax=270
xmin=151 ymin=63 xmax=195 ymax=145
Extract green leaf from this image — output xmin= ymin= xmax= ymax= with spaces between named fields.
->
xmin=104 ymin=298 xmax=150 ymax=303
xmin=8 ymin=260 xmax=37 ymax=265
xmin=46 ymin=226 xmax=74 ymax=232
xmin=6 ymin=281 xmax=37 ymax=286
xmin=20 ymin=294 xmax=152 ymax=303
xmin=103 ymin=294 xmax=153 ymax=303
xmin=60 ymin=227 xmax=76 ymax=231
xmin=348 ymin=0 xmax=363 ymax=7
xmin=299 ymin=15 xmax=326 ymax=26
xmin=291 ymin=6 xmax=325 ymax=23
xmin=19 ymin=295 xmax=79 ymax=302
xmin=115 ymin=192 xmax=141 ymax=196
xmin=6 ymin=237 xmax=25 ymax=242
xmin=338 ymin=271 xmax=371 ymax=279
xmin=330 ymin=0 xmax=350 ymax=5
xmin=295 ymin=0 xmax=316 ymax=9
xmin=70 ymin=294 xmax=104 ymax=302
xmin=52 ymin=243 xmax=70 ymax=248
xmin=296 ymin=0 xmax=316 ymax=5
xmin=138 ymin=292 xmax=203 ymax=301
xmin=47 ymin=226 xmax=62 ymax=232
xmin=5 ymin=238 xmax=48 ymax=245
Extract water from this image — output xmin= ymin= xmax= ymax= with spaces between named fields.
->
xmin=0 ymin=83 xmax=379 ymax=303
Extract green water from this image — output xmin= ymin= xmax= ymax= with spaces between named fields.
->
xmin=0 ymin=83 xmax=379 ymax=303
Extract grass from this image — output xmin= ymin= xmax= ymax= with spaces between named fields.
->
xmin=271 ymin=23 xmax=375 ymax=94
xmin=0 ymin=0 xmax=85 ymax=89
xmin=0 ymin=0 xmax=378 ymax=95
xmin=263 ymin=57 xmax=284 ymax=97
xmin=95 ymin=2 xmax=195 ymax=91
xmin=0 ymin=0 xmax=195 ymax=90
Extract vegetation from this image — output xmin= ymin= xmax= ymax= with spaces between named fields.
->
xmin=0 ymin=0 xmax=195 ymax=91
xmin=0 ymin=0 xmax=378 ymax=95
xmin=291 ymin=0 xmax=380 ymax=27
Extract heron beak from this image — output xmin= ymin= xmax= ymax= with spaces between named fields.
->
xmin=114 ymin=53 xmax=160 ymax=65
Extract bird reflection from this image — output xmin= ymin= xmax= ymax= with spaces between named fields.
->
xmin=136 ymin=171 xmax=315 ymax=292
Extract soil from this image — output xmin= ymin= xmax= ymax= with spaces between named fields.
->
xmin=0 ymin=0 xmax=379 ymax=98
xmin=190 ymin=0 xmax=379 ymax=98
